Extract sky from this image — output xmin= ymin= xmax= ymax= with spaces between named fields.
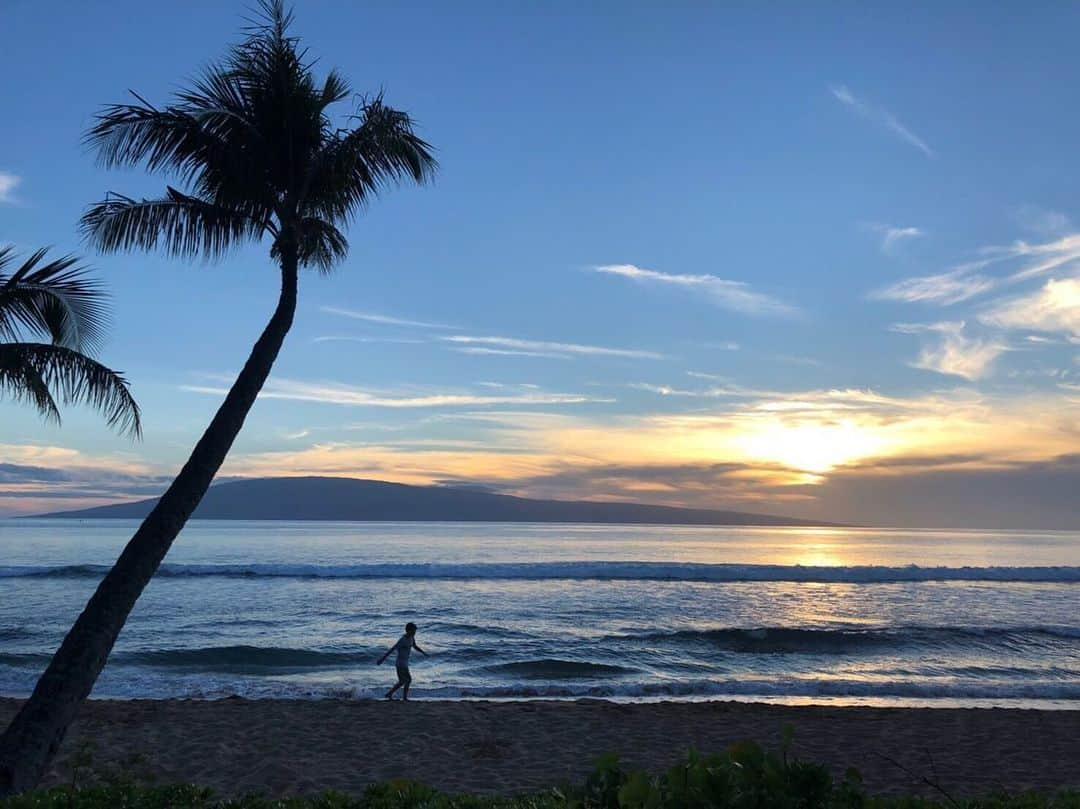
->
xmin=1 ymin=1 xmax=1078 ymax=528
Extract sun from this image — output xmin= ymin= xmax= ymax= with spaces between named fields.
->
xmin=731 ymin=418 xmax=889 ymax=474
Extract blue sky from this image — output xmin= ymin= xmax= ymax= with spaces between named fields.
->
xmin=1 ymin=2 xmax=1078 ymax=527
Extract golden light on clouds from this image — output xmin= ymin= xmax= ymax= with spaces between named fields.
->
xmin=213 ymin=387 xmax=1080 ymax=510
xmin=3 ymin=385 xmax=1077 ymax=517
xmin=537 ymin=387 xmax=1077 ymax=485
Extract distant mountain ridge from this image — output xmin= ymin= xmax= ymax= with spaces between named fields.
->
xmin=39 ymin=476 xmax=823 ymax=526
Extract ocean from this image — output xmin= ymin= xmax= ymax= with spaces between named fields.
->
xmin=2 ymin=519 xmax=1079 ymax=708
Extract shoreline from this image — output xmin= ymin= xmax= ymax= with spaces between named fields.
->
xmin=3 ymin=697 xmax=1079 ymax=797
xmin=5 ymin=693 xmax=1080 ymax=711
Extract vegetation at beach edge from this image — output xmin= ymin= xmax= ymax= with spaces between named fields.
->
xmin=2 ymin=735 xmax=1078 ymax=809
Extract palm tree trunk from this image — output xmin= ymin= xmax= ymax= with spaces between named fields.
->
xmin=0 ymin=248 xmax=299 ymax=796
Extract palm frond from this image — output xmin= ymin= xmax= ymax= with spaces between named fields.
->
xmin=0 ymin=342 xmax=60 ymax=424
xmin=229 ymin=1 xmax=325 ymax=205
xmin=83 ymin=1 xmax=436 ymax=273
xmin=303 ymin=95 xmax=436 ymax=221
xmin=0 ymin=246 xmax=108 ymax=353
xmin=81 ymin=188 xmax=269 ymax=260
xmin=273 ymin=218 xmax=348 ymax=272
xmin=319 ymin=70 xmax=351 ymax=110
xmin=87 ymin=76 xmax=276 ymax=219
xmin=0 ymin=343 xmax=141 ymax=437
xmin=355 ymin=95 xmax=437 ymax=185
xmin=87 ymin=97 xmax=226 ymax=181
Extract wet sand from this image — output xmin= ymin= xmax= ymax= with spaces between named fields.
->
xmin=2 ymin=698 xmax=1078 ymax=797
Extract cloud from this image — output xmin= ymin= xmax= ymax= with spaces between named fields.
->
xmin=992 ymin=234 xmax=1080 ymax=283
xmin=0 ymin=172 xmax=20 ymax=204
xmin=871 ymin=232 xmax=1080 ymax=310
xmin=506 ymin=453 xmax=1080 ymax=528
xmin=8 ymin=383 xmax=1079 ymax=527
xmin=1015 ymin=205 xmax=1071 ymax=236
xmin=441 ymin=334 xmax=663 ymax=360
xmin=871 ymin=268 xmax=997 ymax=305
xmin=631 ymin=382 xmax=761 ymax=399
xmin=0 ymin=444 xmax=172 ymax=516
xmin=870 ymin=224 xmax=924 ymax=251
xmin=453 ymin=347 xmax=573 ymax=360
xmin=220 ymin=384 xmax=1024 ymax=490
xmin=0 ymin=462 xmax=72 ymax=483
xmin=312 ymin=335 xmax=425 ymax=345
xmin=829 ymin=85 xmax=934 ymax=158
xmin=980 ymin=278 xmax=1080 ymax=339
xmin=593 ymin=264 xmax=796 ymax=317
xmin=319 ymin=306 xmax=455 ymax=330
xmin=892 ymin=321 xmax=1007 ymax=380
xmin=506 ymin=461 xmax=793 ymax=507
xmin=224 ymin=442 xmax=562 ymax=491
xmin=182 ymin=376 xmax=611 ymax=408
xmin=792 ymin=454 xmax=1080 ymax=529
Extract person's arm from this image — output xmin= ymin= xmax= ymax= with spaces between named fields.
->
xmin=377 ymin=642 xmax=395 ymax=665
xmin=413 ymin=640 xmax=428 ymax=657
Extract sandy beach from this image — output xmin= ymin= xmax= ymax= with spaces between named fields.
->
xmin=2 ymin=698 xmax=1078 ymax=798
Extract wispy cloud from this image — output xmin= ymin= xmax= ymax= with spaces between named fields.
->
xmin=453 ymin=347 xmax=572 ymax=360
xmin=593 ymin=264 xmax=796 ymax=317
xmin=1015 ymin=205 xmax=1071 ymax=237
xmin=871 ymin=232 xmax=1080 ymax=307
xmin=312 ymin=335 xmax=425 ymax=345
xmin=0 ymin=172 xmax=20 ymax=204
xmin=989 ymin=234 xmax=1080 ymax=284
xmin=320 ymin=306 xmax=455 ymax=330
xmin=869 ymin=224 xmax=924 ymax=251
xmin=872 ymin=268 xmax=997 ymax=305
xmin=442 ymin=335 xmax=663 ymax=360
xmin=829 ymin=85 xmax=934 ymax=158
xmin=892 ymin=321 xmax=1007 ymax=380
xmin=182 ymin=377 xmax=611 ymax=408
xmin=635 ymin=382 xmax=927 ymax=413
xmin=980 ymin=278 xmax=1080 ymax=339
xmin=631 ymin=382 xmax=776 ymax=399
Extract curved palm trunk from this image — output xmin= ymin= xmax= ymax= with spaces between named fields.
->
xmin=0 ymin=250 xmax=299 ymax=796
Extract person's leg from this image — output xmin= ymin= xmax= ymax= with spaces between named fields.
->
xmin=388 ymin=669 xmax=406 ymax=699
xmin=399 ymin=666 xmax=412 ymax=701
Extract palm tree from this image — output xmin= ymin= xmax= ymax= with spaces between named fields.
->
xmin=0 ymin=1 xmax=435 ymax=794
xmin=0 ymin=246 xmax=140 ymax=436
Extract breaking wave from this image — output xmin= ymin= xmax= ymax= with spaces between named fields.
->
xmin=486 ymin=659 xmax=636 ymax=679
xmin=620 ymin=625 xmax=1080 ymax=653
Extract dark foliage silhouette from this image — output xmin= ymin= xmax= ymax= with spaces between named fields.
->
xmin=0 ymin=246 xmax=139 ymax=436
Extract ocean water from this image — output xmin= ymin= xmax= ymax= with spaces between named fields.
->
xmin=2 ymin=519 xmax=1079 ymax=708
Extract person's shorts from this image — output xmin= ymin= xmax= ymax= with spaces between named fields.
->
xmin=396 ymin=664 xmax=412 ymax=683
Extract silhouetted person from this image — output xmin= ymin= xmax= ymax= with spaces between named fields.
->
xmin=378 ymin=622 xmax=427 ymax=700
